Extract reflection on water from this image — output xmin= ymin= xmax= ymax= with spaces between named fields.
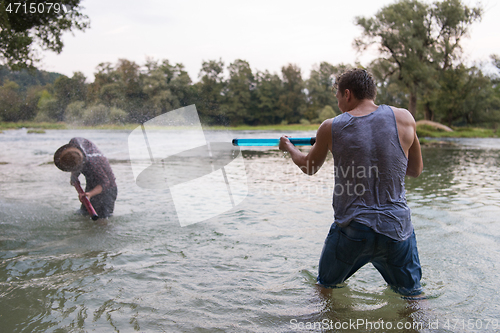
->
xmin=1 ymin=130 xmax=500 ymax=332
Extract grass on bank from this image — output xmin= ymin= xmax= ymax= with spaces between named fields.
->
xmin=1 ymin=121 xmax=498 ymax=138
xmin=0 ymin=121 xmax=321 ymax=132
xmin=0 ymin=121 xmax=67 ymax=130
xmin=416 ymin=124 xmax=498 ymax=138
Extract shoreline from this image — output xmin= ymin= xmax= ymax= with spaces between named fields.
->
xmin=0 ymin=121 xmax=321 ymax=132
xmin=1 ymin=121 xmax=498 ymax=139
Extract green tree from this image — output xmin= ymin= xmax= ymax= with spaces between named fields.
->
xmin=0 ymin=64 xmax=61 ymax=91
xmin=431 ymin=0 xmax=482 ymax=70
xmin=34 ymin=89 xmax=59 ymax=122
xmin=431 ymin=65 xmax=499 ymax=126
xmin=305 ymin=62 xmax=348 ymax=121
xmin=0 ymin=0 xmax=90 ymax=70
xmin=278 ymin=64 xmax=307 ymax=124
xmin=195 ymin=59 xmax=226 ymax=125
xmin=82 ymin=104 xmax=109 ymax=126
xmin=109 ymin=106 xmax=128 ymax=124
xmin=88 ymin=62 xmax=123 ymax=107
xmin=491 ymin=54 xmax=500 ymax=83
xmin=369 ymin=59 xmax=410 ymax=109
xmin=0 ymin=79 xmax=21 ymax=121
xmin=52 ymin=72 xmax=87 ymax=120
xmin=142 ymin=59 xmax=192 ymax=121
xmin=0 ymin=78 xmax=45 ymax=121
xmin=490 ymin=55 xmax=500 ymax=121
xmin=89 ymin=59 xmax=143 ymax=115
xmin=355 ymin=0 xmax=482 ymax=116
xmin=254 ymin=70 xmax=283 ymax=125
xmin=19 ymin=85 xmax=45 ymax=120
xmin=160 ymin=61 xmax=193 ymax=109
xmin=318 ymin=105 xmax=337 ymax=122
xmin=221 ymin=59 xmax=256 ymax=125
xmin=64 ymin=100 xmax=85 ymax=124
xmin=116 ymin=59 xmax=143 ymax=114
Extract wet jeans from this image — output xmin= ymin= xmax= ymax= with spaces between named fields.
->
xmin=317 ymin=221 xmax=422 ymax=296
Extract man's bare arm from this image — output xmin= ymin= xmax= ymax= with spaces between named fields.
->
xmin=406 ymin=131 xmax=423 ymax=177
xmin=391 ymin=107 xmax=423 ymax=177
xmin=279 ymin=119 xmax=332 ymax=175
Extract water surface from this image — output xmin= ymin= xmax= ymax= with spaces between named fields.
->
xmin=1 ymin=129 xmax=499 ymax=332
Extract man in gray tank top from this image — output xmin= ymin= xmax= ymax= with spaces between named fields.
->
xmin=279 ymin=69 xmax=423 ymax=296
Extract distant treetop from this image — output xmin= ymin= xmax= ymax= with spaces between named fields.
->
xmin=0 ymin=0 xmax=90 ymax=70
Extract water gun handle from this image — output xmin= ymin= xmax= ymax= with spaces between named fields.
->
xmin=74 ymin=180 xmax=99 ymax=220
xmin=232 ymin=137 xmax=316 ymax=146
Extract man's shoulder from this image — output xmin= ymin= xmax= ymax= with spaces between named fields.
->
xmin=318 ymin=118 xmax=334 ymax=133
xmin=321 ymin=117 xmax=334 ymax=126
xmin=316 ymin=118 xmax=334 ymax=143
xmin=389 ymin=106 xmax=415 ymax=126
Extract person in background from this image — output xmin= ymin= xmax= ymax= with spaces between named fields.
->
xmin=279 ymin=69 xmax=423 ymax=296
xmin=54 ymin=137 xmax=117 ymax=218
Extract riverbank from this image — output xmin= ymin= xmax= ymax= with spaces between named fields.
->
xmin=1 ymin=121 xmax=497 ymax=139
xmin=0 ymin=121 xmax=320 ymax=132
xmin=416 ymin=124 xmax=497 ymax=138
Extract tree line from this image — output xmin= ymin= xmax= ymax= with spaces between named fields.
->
xmin=0 ymin=59 xmax=345 ymax=126
xmin=1 ymin=0 xmax=499 ymax=127
xmin=2 ymin=55 xmax=499 ymax=127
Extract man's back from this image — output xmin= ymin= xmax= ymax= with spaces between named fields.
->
xmin=331 ymin=105 xmax=412 ymax=240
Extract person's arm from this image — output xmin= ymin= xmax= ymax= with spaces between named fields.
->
xmin=74 ymin=160 xmax=107 ymax=200
xmin=406 ymin=131 xmax=423 ymax=177
xmin=80 ymin=184 xmax=103 ymax=201
xmin=70 ymin=172 xmax=79 ymax=186
xmin=79 ymin=162 xmax=106 ymax=200
xmin=279 ymin=119 xmax=332 ymax=175
xmin=392 ymin=107 xmax=423 ymax=178
xmin=71 ymin=171 xmax=101 ymax=201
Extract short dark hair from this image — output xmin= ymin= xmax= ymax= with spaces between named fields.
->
xmin=334 ymin=69 xmax=376 ymax=100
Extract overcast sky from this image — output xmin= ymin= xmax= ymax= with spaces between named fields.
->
xmin=39 ymin=0 xmax=500 ymax=82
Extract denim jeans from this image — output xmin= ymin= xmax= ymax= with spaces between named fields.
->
xmin=317 ymin=221 xmax=422 ymax=296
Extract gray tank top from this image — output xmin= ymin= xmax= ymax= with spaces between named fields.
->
xmin=331 ymin=104 xmax=413 ymax=241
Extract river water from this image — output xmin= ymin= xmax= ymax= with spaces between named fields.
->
xmin=1 ymin=129 xmax=499 ymax=332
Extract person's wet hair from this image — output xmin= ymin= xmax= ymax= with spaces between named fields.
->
xmin=334 ymin=69 xmax=377 ymax=100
